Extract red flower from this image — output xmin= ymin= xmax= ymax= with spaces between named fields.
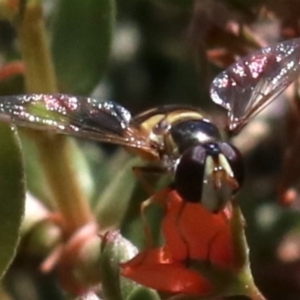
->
xmin=121 ymin=190 xmax=239 ymax=295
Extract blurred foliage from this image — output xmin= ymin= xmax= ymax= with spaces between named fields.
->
xmin=0 ymin=0 xmax=300 ymax=299
xmin=51 ymin=0 xmax=115 ymax=94
xmin=0 ymin=125 xmax=24 ymax=280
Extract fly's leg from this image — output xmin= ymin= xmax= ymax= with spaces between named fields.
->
xmin=133 ymin=166 xmax=172 ymax=247
xmin=140 ymin=187 xmax=172 ymax=248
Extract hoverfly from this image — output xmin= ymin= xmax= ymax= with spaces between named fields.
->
xmin=0 ymin=38 xmax=300 ymax=212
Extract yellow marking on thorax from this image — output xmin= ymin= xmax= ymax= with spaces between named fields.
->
xmin=139 ymin=110 xmax=204 ymax=134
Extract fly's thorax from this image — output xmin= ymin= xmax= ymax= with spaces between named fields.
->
xmin=174 ymin=142 xmax=244 ymax=212
xmin=168 ymin=118 xmax=222 ymax=155
xmin=134 ymin=106 xmax=208 ymax=157
xmin=134 ymin=106 xmax=223 ymax=161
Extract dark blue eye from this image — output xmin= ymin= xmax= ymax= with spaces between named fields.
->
xmin=174 ymin=141 xmax=244 ymax=212
xmin=174 ymin=145 xmax=207 ymax=204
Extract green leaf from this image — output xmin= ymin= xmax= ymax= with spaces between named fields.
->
xmin=152 ymin=0 xmax=193 ymax=10
xmin=100 ymin=231 xmax=139 ymax=300
xmin=51 ymin=0 xmax=116 ymax=94
xmin=21 ymin=136 xmax=94 ymax=207
xmin=0 ymin=76 xmax=25 ymax=96
xmin=95 ymin=156 xmax=140 ymax=230
xmin=0 ymin=124 xmax=24 ymax=279
xmin=126 ymin=286 xmax=160 ymax=300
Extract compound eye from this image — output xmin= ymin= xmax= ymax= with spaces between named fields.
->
xmin=174 ymin=145 xmax=207 ymax=203
xmin=219 ymin=142 xmax=244 ymax=191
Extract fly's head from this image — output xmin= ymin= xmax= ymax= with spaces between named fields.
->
xmin=174 ymin=142 xmax=244 ymax=212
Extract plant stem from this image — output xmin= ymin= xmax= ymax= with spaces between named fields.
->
xmin=230 ymin=200 xmax=267 ymax=300
xmin=0 ymin=283 xmax=12 ymax=300
xmin=16 ymin=1 xmax=94 ymax=236
xmin=247 ymin=284 xmax=267 ymax=300
xmin=17 ymin=3 xmax=57 ymax=93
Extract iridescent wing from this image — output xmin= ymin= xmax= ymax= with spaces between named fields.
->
xmin=210 ymin=38 xmax=300 ymax=135
xmin=0 ymin=94 xmax=156 ymax=154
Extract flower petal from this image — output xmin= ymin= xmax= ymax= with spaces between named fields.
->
xmin=121 ymin=247 xmax=213 ymax=295
xmin=163 ymin=191 xmax=234 ymax=270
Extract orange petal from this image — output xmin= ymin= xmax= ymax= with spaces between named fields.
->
xmin=161 ymin=192 xmax=189 ymax=261
xmin=163 ymin=191 xmax=235 ymax=269
xmin=121 ymin=244 xmax=175 ymax=267
xmin=209 ymin=227 xmax=234 ymax=270
xmin=121 ymin=247 xmax=213 ymax=295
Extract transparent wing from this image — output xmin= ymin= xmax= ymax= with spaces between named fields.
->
xmin=0 ymin=94 xmax=154 ymax=152
xmin=210 ymin=38 xmax=300 ymax=134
